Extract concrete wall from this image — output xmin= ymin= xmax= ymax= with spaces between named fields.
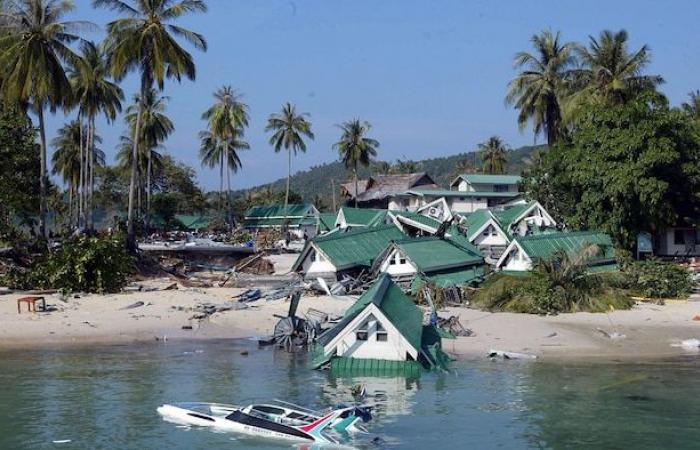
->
xmin=332 ymin=311 xmax=413 ymax=361
xmin=657 ymin=227 xmax=700 ymax=256
xmin=500 ymin=246 xmax=532 ymax=271
xmin=302 ymin=247 xmax=338 ymax=277
xmin=448 ymin=197 xmax=488 ymax=213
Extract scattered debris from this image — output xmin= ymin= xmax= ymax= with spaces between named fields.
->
xmin=181 ymin=325 xmax=193 ymax=330
xmin=163 ymin=282 xmax=178 ymax=291
xmin=693 ymin=315 xmax=700 ymax=321
xmin=671 ymin=338 xmax=700 ymax=350
xmin=596 ymin=328 xmax=626 ymax=340
xmin=436 ymin=315 xmax=473 ymax=337
xmin=259 ymin=290 xmax=321 ymax=351
xmin=545 ymin=332 xmax=558 ymax=338
xmin=235 ymin=289 xmax=262 ymax=303
xmin=120 ymin=301 xmax=145 ymax=310
xmin=488 ymin=350 xmax=537 ymax=360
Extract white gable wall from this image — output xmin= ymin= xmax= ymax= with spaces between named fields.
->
xmin=498 ymin=244 xmax=533 ymax=271
xmin=301 ymin=246 xmax=338 ymax=277
xmin=472 ymin=224 xmax=509 ymax=247
xmin=379 ymin=248 xmax=417 ymax=277
xmin=324 ymin=304 xmax=418 ymax=361
xmin=448 ymin=197 xmax=488 ymax=213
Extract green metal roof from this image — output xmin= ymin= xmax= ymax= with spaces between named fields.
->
xmin=329 ymin=357 xmax=422 ymax=376
xmin=244 ymin=204 xmax=314 ymax=219
xmin=317 ymin=212 xmax=338 ymax=232
xmin=243 ymin=216 xmax=311 ymax=228
xmin=339 ymin=207 xmax=388 ymax=227
xmin=309 ymin=224 xmax=405 ymax=270
xmin=455 ymin=174 xmax=522 ymax=185
xmin=392 ymin=211 xmax=442 ymax=230
xmin=516 ymin=231 xmax=616 ymax=264
xmin=407 ymin=189 xmax=521 ymax=198
xmin=176 ymin=214 xmax=212 ymax=230
xmin=317 ymin=274 xmax=424 ymax=352
xmin=492 ymin=202 xmax=533 ymax=231
xmin=394 ymin=236 xmax=483 ymax=272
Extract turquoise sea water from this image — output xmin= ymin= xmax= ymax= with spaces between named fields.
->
xmin=1 ymin=339 xmax=699 ymax=449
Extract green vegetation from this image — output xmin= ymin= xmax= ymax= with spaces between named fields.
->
xmin=1 ymin=235 xmax=134 ymax=294
xmin=524 ymin=94 xmax=700 ymax=250
xmin=624 ymin=259 xmax=693 ymax=299
xmin=479 ymin=136 xmax=508 ymax=174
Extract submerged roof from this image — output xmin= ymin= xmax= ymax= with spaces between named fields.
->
xmin=317 ymin=274 xmax=423 ymax=352
xmin=452 ymin=174 xmax=522 ymax=186
xmin=515 ymin=231 xmax=616 ymax=263
xmin=393 ymin=236 xmax=484 ymax=273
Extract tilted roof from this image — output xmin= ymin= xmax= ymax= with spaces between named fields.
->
xmin=492 ymin=202 xmax=533 ymax=231
xmin=339 ymin=207 xmax=388 ymax=227
xmin=244 ymin=204 xmax=314 ymax=219
xmin=452 ymin=174 xmax=522 ymax=186
xmin=393 ymin=236 xmax=484 ymax=272
xmin=317 ymin=212 xmax=339 ymax=232
xmin=317 ymin=274 xmax=423 ymax=352
xmin=391 ymin=210 xmax=443 ymax=231
xmin=294 ymin=224 xmax=405 ymax=271
xmin=515 ymin=231 xmax=616 ymax=263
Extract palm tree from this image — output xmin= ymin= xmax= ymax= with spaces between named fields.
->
xmin=575 ymin=30 xmax=663 ymax=106
xmin=115 ymin=134 xmax=164 ymax=218
xmin=69 ymin=40 xmax=123 ymax=229
xmin=395 ymin=159 xmax=420 ymax=174
xmin=265 ymin=103 xmax=314 ymax=222
xmin=506 ymin=30 xmax=577 ymax=146
xmin=451 ymin=157 xmax=477 ymax=179
xmin=479 ymin=136 xmax=509 ymax=174
xmin=199 ymin=129 xmax=249 ymax=220
xmin=201 ymin=86 xmax=249 ymax=225
xmin=123 ymin=89 xmax=173 ymax=231
xmin=373 ymin=161 xmax=393 ymax=175
xmin=95 ymin=0 xmax=207 ymax=249
xmin=682 ymin=90 xmax=700 ymax=123
xmin=333 ymin=119 xmax=379 ymax=207
xmin=0 ymin=0 xmax=92 ymax=238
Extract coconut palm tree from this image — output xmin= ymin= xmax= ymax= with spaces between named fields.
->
xmin=373 ymin=161 xmax=393 ymax=175
xmin=69 ymin=40 xmax=123 ymax=229
xmin=479 ymin=136 xmax=508 ymax=174
xmin=123 ymin=89 xmax=173 ymax=231
xmin=51 ymin=121 xmax=82 ymax=227
xmin=333 ymin=119 xmax=379 ymax=207
xmin=574 ymin=30 xmax=663 ymax=106
xmin=0 ymin=0 xmax=93 ymax=238
xmin=95 ymin=0 xmax=207 ymax=248
xmin=265 ymin=103 xmax=314 ymax=222
xmin=199 ymin=129 xmax=249 ymax=221
xmin=115 ymin=134 xmax=164 ymax=219
xmin=395 ymin=159 xmax=420 ymax=174
xmin=506 ymin=30 xmax=577 ymax=146
xmin=201 ymin=86 xmax=249 ymax=225
xmin=451 ymin=157 xmax=477 ymax=179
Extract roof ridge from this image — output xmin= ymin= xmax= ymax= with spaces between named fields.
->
xmin=314 ymin=223 xmax=398 ymax=242
xmin=516 ymin=230 xmax=605 ymax=242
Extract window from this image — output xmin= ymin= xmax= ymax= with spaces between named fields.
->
xmin=494 ymin=184 xmax=509 ymax=192
xmin=356 ymin=317 xmax=370 ymax=341
xmin=356 ymin=331 xmax=368 ymax=341
xmin=399 ymin=255 xmax=407 ymax=265
xmin=376 ymin=322 xmax=388 ymax=342
xmin=674 ymin=229 xmax=686 ymax=245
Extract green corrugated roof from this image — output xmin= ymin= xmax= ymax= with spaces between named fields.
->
xmin=426 ymin=265 xmax=486 ymax=287
xmin=492 ymin=202 xmax=533 ymax=231
xmin=243 ymin=216 xmax=310 ymax=228
xmin=318 ymin=212 xmax=338 ymax=232
xmin=457 ymin=174 xmax=522 ymax=185
xmin=313 ymin=224 xmax=405 ymax=270
xmin=317 ymin=275 xmax=423 ymax=352
xmin=244 ymin=204 xmax=313 ymax=219
xmin=339 ymin=207 xmax=388 ymax=227
xmin=175 ymin=214 xmax=212 ymax=229
xmin=392 ymin=211 xmax=442 ymax=230
xmin=395 ymin=236 xmax=483 ymax=272
xmin=329 ymin=357 xmax=422 ymax=376
xmin=516 ymin=231 xmax=616 ymax=264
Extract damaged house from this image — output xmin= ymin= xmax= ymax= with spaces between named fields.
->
xmin=243 ymin=204 xmax=320 ymax=239
xmin=342 ymin=172 xmax=439 ymax=209
xmin=292 ymin=224 xmax=405 ymax=282
xmin=312 ymin=274 xmax=450 ymax=374
xmin=371 ymin=236 xmax=486 ymax=292
xmin=495 ymin=231 xmax=617 ymax=272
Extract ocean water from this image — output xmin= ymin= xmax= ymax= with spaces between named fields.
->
xmin=1 ymin=339 xmax=699 ymax=449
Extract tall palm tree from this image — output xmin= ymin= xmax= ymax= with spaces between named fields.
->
xmin=95 ymin=0 xmax=207 ymax=249
xmin=69 ymin=40 xmax=123 ymax=229
xmin=682 ymin=90 xmax=700 ymax=123
xmin=373 ymin=161 xmax=393 ymax=175
xmin=451 ymin=157 xmax=477 ymax=180
xmin=201 ymin=86 xmax=249 ymax=225
xmin=265 ymin=102 xmax=314 ymax=222
xmin=123 ymin=88 xmax=173 ymax=231
xmin=333 ymin=119 xmax=379 ymax=207
xmin=575 ymin=30 xmax=663 ymax=106
xmin=115 ymin=134 xmax=164 ymax=218
xmin=199 ymin=129 xmax=249 ymax=219
xmin=395 ymin=159 xmax=420 ymax=174
xmin=0 ymin=0 xmax=92 ymax=238
xmin=506 ymin=30 xmax=576 ymax=146
xmin=479 ymin=136 xmax=508 ymax=174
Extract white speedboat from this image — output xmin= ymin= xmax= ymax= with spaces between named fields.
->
xmin=157 ymin=399 xmax=371 ymax=444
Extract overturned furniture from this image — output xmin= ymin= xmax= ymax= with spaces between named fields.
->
xmin=311 ymin=274 xmax=450 ymax=375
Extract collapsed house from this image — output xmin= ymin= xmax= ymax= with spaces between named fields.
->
xmin=311 ymin=274 xmax=450 ymax=374
xmin=243 ymin=204 xmax=320 ymax=239
xmin=495 ymin=231 xmax=617 ymax=272
xmin=371 ymin=236 xmax=486 ymax=292
xmin=292 ymin=224 xmax=405 ymax=282
xmin=335 ymin=207 xmax=388 ymax=229
xmin=341 ymin=172 xmax=439 ymax=209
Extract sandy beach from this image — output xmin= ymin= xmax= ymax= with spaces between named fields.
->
xmin=1 ymin=255 xmax=699 ymax=361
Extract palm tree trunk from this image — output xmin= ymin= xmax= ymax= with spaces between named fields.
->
xmin=78 ymin=118 xmax=84 ymax=229
xmin=37 ymin=104 xmax=48 ymax=239
xmin=126 ymin=81 xmax=146 ymax=250
xmin=225 ymin=154 xmax=232 ymax=229
xmin=68 ymin=182 xmax=73 ymax=229
xmin=284 ymin=148 xmax=291 ymax=222
xmin=145 ymin=146 xmax=152 ymax=235
xmin=354 ymin=165 xmax=358 ymax=208
xmin=88 ymin=117 xmax=95 ymax=230
xmin=219 ymin=151 xmax=224 ymax=213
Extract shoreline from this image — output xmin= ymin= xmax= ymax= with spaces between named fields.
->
xmin=2 ymin=280 xmax=700 ymax=362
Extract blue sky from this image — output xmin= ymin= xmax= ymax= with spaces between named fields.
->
xmin=46 ymin=0 xmax=700 ymax=190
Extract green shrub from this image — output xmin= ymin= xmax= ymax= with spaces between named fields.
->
xmin=624 ymin=259 xmax=692 ymax=298
xmin=1 ymin=235 xmax=134 ymax=294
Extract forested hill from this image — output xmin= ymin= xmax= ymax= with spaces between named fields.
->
xmin=233 ymin=144 xmax=543 ymax=202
